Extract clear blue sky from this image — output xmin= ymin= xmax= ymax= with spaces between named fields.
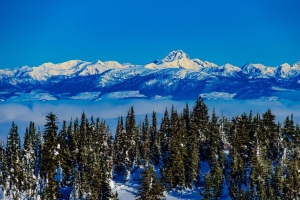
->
xmin=0 ymin=0 xmax=300 ymax=69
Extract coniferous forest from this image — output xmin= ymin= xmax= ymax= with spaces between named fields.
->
xmin=0 ymin=97 xmax=300 ymax=199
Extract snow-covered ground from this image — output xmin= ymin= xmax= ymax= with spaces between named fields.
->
xmin=0 ymin=97 xmax=298 ymax=199
xmin=6 ymin=92 xmax=57 ymax=101
xmin=114 ymin=183 xmax=202 ymax=200
xmin=1 ymin=50 xmax=300 ymax=103
xmin=98 ymin=90 xmax=146 ymax=100
xmin=112 ymin=166 xmax=202 ymax=200
xmin=200 ymin=92 xmax=236 ymax=100
xmin=70 ymin=92 xmax=101 ymax=100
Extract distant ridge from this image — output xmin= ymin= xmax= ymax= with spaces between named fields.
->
xmin=0 ymin=50 xmax=299 ymax=101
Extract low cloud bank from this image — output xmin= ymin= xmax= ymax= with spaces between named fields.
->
xmin=0 ymin=99 xmax=299 ymax=142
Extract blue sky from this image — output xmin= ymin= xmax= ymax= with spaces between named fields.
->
xmin=0 ymin=0 xmax=300 ymax=69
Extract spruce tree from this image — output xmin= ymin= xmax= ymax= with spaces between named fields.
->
xmin=203 ymin=172 xmax=213 ymax=200
xmin=125 ymin=106 xmax=138 ymax=170
xmin=114 ymin=116 xmax=127 ymax=175
xmin=141 ymin=114 xmax=150 ymax=167
xmin=159 ymin=108 xmax=170 ymax=172
xmin=262 ymin=109 xmax=278 ymax=161
xmin=135 ymin=123 xmax=142 ymax=168
xmin=189 ymin=96 xmax=209 ymax=187
xmin=34 ymin=127 xmax=42 ymax=177
xmin=90 ymin=151 xmax=112 ymax=199
xmin=190 ymin=96 xmax=209 ymax=161
xmin=69 ymin=165 xmax=80 ymax=200
xmin=0 ymin=141 xmax=7 ymax=189
xmin=229 ymin=153 xmax=246 ymax=199
xmin=42 ymin=112 xmax=59 ymax=199
xmin=91 ymin=152 xmax=101 ymax=199
xmin=249 ymin=136 xmax=272 ymax=200
xmin=284 ymin=153 xmax=300 ymax=199
xmin=164 ymin=107 xmax=186 ymax=189
xmin=273 ymin=160 xmax=284 ymax=199
xmin=34 ymin=127 xmax=43 ymax=198
xmin=99 ymin=156 xmax=113 ymax=200
xmin=57 ymin=120 xmax=72 ymax=186
xmin=23 ymin=122 xmax=38 ymax=198
xmin=6 ymin=122 xmax=24 ymax=193
xmin=77 ymin=112 xmax=91 ymax=197
xmin=150 ymin=111 xmax=161 ymax=166
xmin=54 ymin=162 xmax=64 ymax=197
xmin=136 ymin=165 xmax=164 ymax=200
xmin=67 ymin=119 xmax=77 ymax=170
xmin=183 ymin=103 xmax=198 ymax=188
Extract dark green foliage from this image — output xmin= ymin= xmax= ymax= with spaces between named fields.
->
xmin=0 ymin=97 xmax=299 ymax=199
xmin=42 ymin=112 xmax=59 ymax=199
xmin=262 ymin=109 xmax=278 ymax=161
xmin=6 ymin=122 xmax=25 ymax=193
xmin=114 ymin=116 xmax=126 ymax=175
xmin=0 ymin=141 xmax=7 ymax=187
xmin=161 ymin=106 xmax=188 ymax=189
xmin=229 ymin=113 xmax=252 ymax=199
xmin=190 ymin=96 xmax=209 ymax=161
xmin=23 ymin=122 xmax=38 ymax=198
xmin=125 ymin=106 xmax=139 ymax=171
xmin=183 ymin=103 xmax=198 ymax=188
xmin=90 ymin=152 xmax=112 ymax=200
xmin=203 ymin=163 xmax=224 ymax=199
xmin=159 ymin=107 xmax=171 ymax=168
xmin=141 ymin=114 xmax=150 ymax=167
xmin=57 ymin=120 xmax=72 ymax=185
xmin=203 ymin=110 xmax=225 ymax=199
xmin=34 ymin=127 xmax=43 ymax=178
xmin=150 ymin=111 xmax=161 ymax=166
xmin=136 ymin=165 xmax=164 ymax=200
xmin=42 ymin=113 xmax=59 ymax=177
xmin=273 ymin=161 xmax=284 ymax=199
xmin=284 ymin=152 xmax=300 ymax=199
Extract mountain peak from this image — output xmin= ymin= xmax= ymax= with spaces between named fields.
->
xmin=163 ymin=50 xmax=189 ymax=62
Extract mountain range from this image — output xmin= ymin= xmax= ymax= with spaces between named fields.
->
xmin=0 ymin=50 xmax=300 ymax=101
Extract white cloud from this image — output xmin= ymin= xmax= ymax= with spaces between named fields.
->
xmin=0 ymin=99 xmax=299 ymax=142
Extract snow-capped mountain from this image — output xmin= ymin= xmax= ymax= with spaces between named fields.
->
xmin=145 ymin=50 xmax=219 ymax=71
xmin=0 ymin=50 xmax=299 ymax=101
xmin=241 ymin=63 xmax=276 ymax=78
xmin=275 ymin=62 xmax=300 ymax=79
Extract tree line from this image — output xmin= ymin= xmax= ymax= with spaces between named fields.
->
xmin=0 ymin=96 xmax=299 ymax=199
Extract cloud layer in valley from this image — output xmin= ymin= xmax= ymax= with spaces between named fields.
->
xmin=0 ymin=99 xmax=299 ymax=142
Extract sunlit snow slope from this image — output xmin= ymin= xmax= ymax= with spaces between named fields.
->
xmin=0 ymin=50 xmax=300 ymax=101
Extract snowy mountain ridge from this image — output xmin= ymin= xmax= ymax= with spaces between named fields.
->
xmin=0 ymin=50 xmax=300 ymax=101
xmin=2 ymin=50 xmax=300 ymax=80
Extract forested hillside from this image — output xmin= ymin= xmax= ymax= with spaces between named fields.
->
xmin=0 ymin=97 xmax=299 ymax=199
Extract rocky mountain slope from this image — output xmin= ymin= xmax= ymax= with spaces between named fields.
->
xmin=0 ymin=50 xmax=299 ymax=101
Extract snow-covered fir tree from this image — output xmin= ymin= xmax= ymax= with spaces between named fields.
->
xmin=0 ymin=97 xmax=298 ymax=199
xmin=136 ymin=165 xmax=164 ymax=200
